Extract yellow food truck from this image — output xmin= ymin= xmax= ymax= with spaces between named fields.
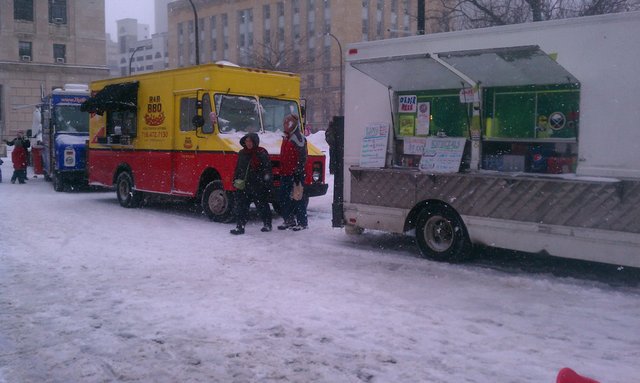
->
xmin=82 ymin=63 xmax=327 ymax=221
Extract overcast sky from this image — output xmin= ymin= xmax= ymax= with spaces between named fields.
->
xmin=105 ymin=0 xmax=156 ymax=37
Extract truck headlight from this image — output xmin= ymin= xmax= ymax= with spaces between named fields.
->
xmin=312 ymin=161 xmax=322 ymax=182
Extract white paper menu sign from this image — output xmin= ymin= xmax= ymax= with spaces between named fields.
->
xmin=418 ymin=137 xmax=466 ymax=173
xmin=359 ymin=122 xmax=390 ymax=168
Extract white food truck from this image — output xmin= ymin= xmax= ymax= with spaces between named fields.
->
xmin=341 ymin=11 xmax=640 ymax=267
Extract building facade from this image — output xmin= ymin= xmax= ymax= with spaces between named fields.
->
xmin=167 ymin=0 xmax=448 ymax=130
xmin=111 ymin=18 xmax=169 ymax=77
xmin=0 ymin=0 xmax=108 ymax=154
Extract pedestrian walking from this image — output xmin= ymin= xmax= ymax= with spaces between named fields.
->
xmin=230 ymin=132 xmax=273 ymax=235
xmin=277 ymin=114 xmax=308 ymax=231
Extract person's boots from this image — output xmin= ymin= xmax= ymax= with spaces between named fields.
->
xmin=277 ymin=219 xmax=296 ymax=230
xmin=261 ymin=223 xmax=272 ymax=232
xmin=230 ymin=225 xmax=245 ymax=235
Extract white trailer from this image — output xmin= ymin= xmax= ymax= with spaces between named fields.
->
xmin=342 ymin=11 xmax=640 ymax=267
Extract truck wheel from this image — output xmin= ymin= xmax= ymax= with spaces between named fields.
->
xmin=116 ymin=172 xmax=142 ymax=208
xmin=415 ymin=204 xmax=471 ymax=262
xmin=53 ymin=174 xmax=64 ymax=192
xmin=202 ymin=180 xmax=234 ymax=222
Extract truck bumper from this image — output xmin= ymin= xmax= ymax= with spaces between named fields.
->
xmin=305 ymin=183 xmax=329 ymax=197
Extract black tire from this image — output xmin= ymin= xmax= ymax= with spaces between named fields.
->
xmin=53 ymin=173 xmax=64 ymax=192
xmin=116 ymin=172 xmax=143 ymax=208
xmin=202 ymin=180 xmax=234 ymax=222
xmin=415 ymin=204 xmax=471 ymax=262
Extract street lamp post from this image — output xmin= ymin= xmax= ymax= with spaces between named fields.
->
xmin=327 ymin=32 xmax=343 ymax=116
xmin=129 ymin=45 xmax=144 ymax=75
xmin=188 ymin=0 xmax=200 ymax=65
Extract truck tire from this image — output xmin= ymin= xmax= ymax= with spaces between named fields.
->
xmin=202 ymin=180 xmax=234 ymax=222
xmin=53 ymin=173 xmax=64 ymax=192
xmin=415 ymin=204 xmax=471 ymax=262
xmin=116 ymin=172 xmax=142 ymax=208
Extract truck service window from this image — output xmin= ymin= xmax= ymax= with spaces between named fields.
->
xmin=107 ymin=110 xmax=137 ymax=138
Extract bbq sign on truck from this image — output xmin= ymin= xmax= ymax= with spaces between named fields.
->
xmin=82 ymin=63 xmax=327 ymax=222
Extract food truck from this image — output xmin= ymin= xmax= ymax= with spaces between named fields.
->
xmin=341 ymin=11 xmax=640 ymax=267
xmin=41 ymin=84 xmax=91 ymax=191
xmin=83 ymin=63 xmax=327 ymax=221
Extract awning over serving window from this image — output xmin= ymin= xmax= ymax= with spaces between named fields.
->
xmin=350 ymin=46 xmax=579 ymax=92
xmin=351 ymin=54 xmax=467 ymax=91
xmin=80 ymin=81 xmax=139 ymax=114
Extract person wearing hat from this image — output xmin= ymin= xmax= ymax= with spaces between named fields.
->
xmin=277 ymin=114 xmax=308 ymax=231
xmin=5 ymin=130 xmax=31 ymax=150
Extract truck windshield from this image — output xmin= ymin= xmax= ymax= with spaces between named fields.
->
xmin=214 ymin=94 xmax=298 ymax=134
xmin=54 ymin=105 xmax=89 ymax=133
xmin=259 ymin=97 xmax=299 ymax=133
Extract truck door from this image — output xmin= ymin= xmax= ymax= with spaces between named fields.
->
xmin=172 ymin=92 xmax=201 ymax=195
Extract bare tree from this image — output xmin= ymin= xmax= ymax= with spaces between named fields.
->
xmin=427 ymin=0 xmax=640 ymax=30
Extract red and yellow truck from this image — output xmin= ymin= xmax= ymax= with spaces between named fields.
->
xmin=82 ymin=63 xmax=327 ymax=221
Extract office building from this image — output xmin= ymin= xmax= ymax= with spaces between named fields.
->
xmin=0 ymin=0 xmax=108 ymax=154
xmin=167 ymin=0 xmax=448 ymax=129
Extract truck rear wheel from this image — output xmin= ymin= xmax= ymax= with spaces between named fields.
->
xmin=202 ymin=180 xmax=234 ymax=222
xmin=415 ymin=204 xmax=471 ymax=262
xmin=116 ymin=172 xmax=142 ymax=208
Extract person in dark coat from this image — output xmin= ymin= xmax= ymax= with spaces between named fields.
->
xmin=325 ymin=119 xmax=337 ymax=175
xmin=10 ymin=137 xmax=28 ymax=184
xmin=277 ymin=114 xmax=308 ymax=231
xmin=230 ymin=132 xmax=273 ymax=235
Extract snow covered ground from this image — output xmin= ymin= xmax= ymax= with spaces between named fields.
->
xmin=1 ymin=133 xmax=639 ymax=383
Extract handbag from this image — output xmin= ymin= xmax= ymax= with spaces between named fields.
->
xmin=291 ymin=181 xmax=304 ymax=201
xmin=233 ymin=163 xmax=250 ymax=190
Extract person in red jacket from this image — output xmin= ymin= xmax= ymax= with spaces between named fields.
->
xmin=277 ymin=114 xmax=308 ymax=231
xmin=10 ymin=137 xmax=28 ymax=184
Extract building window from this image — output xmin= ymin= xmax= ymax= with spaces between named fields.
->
xmin=263 ymin=4 xmax=271 ymax=20
xmin=210 ymin=15 xmax=217 ymax=61
xmin=53 ymin=44 xmax=66 ymax=63
xmin=49 ymin=0 xmax=67 ymax=24
xmin=238 ymin=9 xmax=254 ymax=65
xmin=14 ymin=0 xmax=33 ymax=21
xmin=362 ymin=0 xmax=370 ymax=41
xmin=375 ymin=0 xmax=384 ymax=39
xmin=19 ymin=41 xmax=32 ymax=61
xmin=222 ymin=13 xmax=229 ymax=60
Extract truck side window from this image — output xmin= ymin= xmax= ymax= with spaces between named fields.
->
xmin=202 ymin=93 xmax=213 ymax=134
xmin=180 ymin=97 xmax=198 ymax=132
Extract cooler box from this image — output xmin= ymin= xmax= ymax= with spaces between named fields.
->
xmin=31 ymin=145 xmax=44 ymax=175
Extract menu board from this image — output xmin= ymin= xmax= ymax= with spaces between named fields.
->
xmin=418 ymin=137 xmax=466 ymax=173
xmin=359 ymin=122 xmax=390 ymax=168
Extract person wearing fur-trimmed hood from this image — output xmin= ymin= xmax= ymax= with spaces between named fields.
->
xmin=277 ymin=114 xmax=308 ymax=231
xmin=230 ymin=132 xmax=273 ymax=235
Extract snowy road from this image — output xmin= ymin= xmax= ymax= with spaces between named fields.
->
xmin=1 ymin=158 xmax=640 ymax=382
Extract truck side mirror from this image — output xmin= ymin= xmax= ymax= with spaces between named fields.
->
xmin=192 ymin=115 xmax=204 ymax=128
xmin=27 ymin=129 xmax=33 ymax=138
